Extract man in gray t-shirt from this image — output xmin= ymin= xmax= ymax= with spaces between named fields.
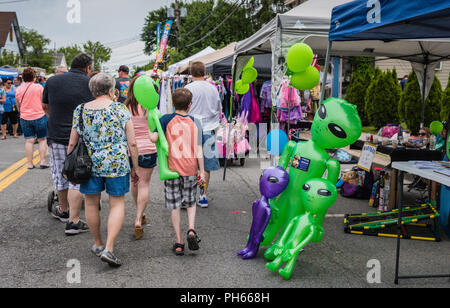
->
xmin=185 ymin=61 xmax=221 ymax=208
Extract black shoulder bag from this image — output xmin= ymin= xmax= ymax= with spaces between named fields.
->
xmin=62 ymin=104 xmax=93 ymax=184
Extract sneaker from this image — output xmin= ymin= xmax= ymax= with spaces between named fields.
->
xmin=197 ymin=195 xmax=209 ymax=208
xmin=51 ymin=205 xmax=69 ymax=223
xmin=65 ymin=220 xmax=90 ymax=236
xmin=100 ymin=250 xmax=122 ymax=268
xmin=91 ymin=245 xmax=105 ymax=257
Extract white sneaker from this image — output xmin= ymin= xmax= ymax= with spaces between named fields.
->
xmin=197 ymin=195 xmax=209 ymax=208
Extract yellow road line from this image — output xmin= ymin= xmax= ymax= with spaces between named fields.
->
xmin=0 ymin=154 xmax=41 ymax=192
xmin=0 ymin=150 xmax=40 ymax=182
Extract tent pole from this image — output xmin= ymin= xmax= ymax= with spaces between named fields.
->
xmin=420 ymin=60 xmax=428 ymax=129
xmin=320 ymin=41 xmax=333 ymax=104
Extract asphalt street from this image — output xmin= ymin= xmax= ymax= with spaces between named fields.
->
xmin=0 ymin=137 xmax=449 ymax=288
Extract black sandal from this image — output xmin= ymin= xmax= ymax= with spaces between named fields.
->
xmin=172 ymin=243 xmax=185 ymax=256
xmin=187 ymin=229 xmax=201 ymax=251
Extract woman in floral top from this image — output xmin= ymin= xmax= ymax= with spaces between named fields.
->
xmin=68 ymin=73 xmax=140 ymax=268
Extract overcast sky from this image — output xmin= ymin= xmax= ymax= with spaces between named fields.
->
xmin=0 ymin=0 xmax=174 ymax=70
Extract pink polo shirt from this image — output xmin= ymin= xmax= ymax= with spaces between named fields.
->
xmin=16 ymin=82 xmax=45 ymax=121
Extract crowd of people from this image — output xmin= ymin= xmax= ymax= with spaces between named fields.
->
xmin=2 ymin=54 xmax=222 ymax=267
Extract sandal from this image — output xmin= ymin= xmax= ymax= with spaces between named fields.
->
xmin=142 ymin=215 xmax=148 ymax=225
xmin=134 ymin=226 xmax=144 ymax=240
xmin=187 ymin=229 xmax=201 ymax=251
xmin=172 ymin=243 xmax=185 ymax=256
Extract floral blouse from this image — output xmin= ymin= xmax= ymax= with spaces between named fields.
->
xmin=73 ymin=101 xmax=131 ymax=178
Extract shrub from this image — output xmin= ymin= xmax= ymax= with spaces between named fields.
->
xmin=365 ymin=69 xmax=400 ymax=129
xmin=402 ymin=72 xmax=442 ymax=133
xmin=440 ymin=74 xmax=450 ymax=121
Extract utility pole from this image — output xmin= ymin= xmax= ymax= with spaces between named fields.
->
xmin=174 ymin=0 xmax=181 ymax=50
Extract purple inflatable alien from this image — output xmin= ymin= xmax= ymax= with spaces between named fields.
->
xmin=237 ymin=166 xmax=289 ymax=259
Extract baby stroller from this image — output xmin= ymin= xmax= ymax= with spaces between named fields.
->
xmin=217 ymin=112 xmax=250 ymax=167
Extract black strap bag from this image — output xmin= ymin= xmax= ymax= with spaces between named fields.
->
xmin=62 ymin=104 xmax=93 ymax=184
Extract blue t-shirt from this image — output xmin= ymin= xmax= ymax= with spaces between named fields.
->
xmin=3 ymin=88 xmax=16 ymax=112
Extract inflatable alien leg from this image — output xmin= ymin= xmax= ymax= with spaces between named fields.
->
xmin=278 ymin=228 xmax=315 ymax=280
xmin=261 ymin=141 xmax=297 ymax=247
xmin=240 ymin=166 xmax=289 ymax=258
xmin=265 ymin=216 xmax=298 ymax=272
xmin=148 ymin=109 xmax=180 ymax=181
xmin=237 ymin=198 xmax=271 ymax=259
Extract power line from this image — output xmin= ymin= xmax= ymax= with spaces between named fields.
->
xmin=0 ymin=0 xmax=31 ymax=4
xmin=183 ymin=0 xmax=244 ymax=48
xmin=179 ymin=0 xmax=240 ymax=40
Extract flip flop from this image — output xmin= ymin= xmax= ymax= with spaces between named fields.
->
xmin=28 ymin=166 xmax=35 ymax=170
xmin=40 ymin=165 xmax=50 ymax=169
xmin=187 ymin=229 xmax=201 ymax=251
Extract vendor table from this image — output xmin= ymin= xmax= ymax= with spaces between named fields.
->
xmin=351 ymin=140 xmax=443 ymax=210
xmin=392 ymin=161 xmax=450 ymax=284
xmin=350 ymin=140 xmax=443 ymax=163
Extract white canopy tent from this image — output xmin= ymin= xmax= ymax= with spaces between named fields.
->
xmin=167 ymin=46 xmax=216 ymax=75
xmin=176 ymin=43 xmax=237 ymax=74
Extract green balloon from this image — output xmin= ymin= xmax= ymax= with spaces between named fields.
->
xmin=286 ymin=43 xmax=314 ymax=73
xmin=430 ymin=121 xmax=444 ymax=135
xmin=244 ymin=57 xmax=254 ymax=70
xmin=290 ymin=66 xmax=320 ymax=91
xmin=265 ymin=178 xmax=337 ymax=279
xmin=134 ymin=76 xmax=159 ymax=110
xmin=235 ymin=80 xmax=250 ymax=95
xmin=241 ymin=67 xmax=258 ymax=84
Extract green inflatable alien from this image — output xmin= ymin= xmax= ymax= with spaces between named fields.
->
xmin=266 ymin=178 xmax=338 ymax=279
xmin=133 ymin=76 xmax=179 ymax=181
xmin=262 ymin=98 xmax=362 ymax=260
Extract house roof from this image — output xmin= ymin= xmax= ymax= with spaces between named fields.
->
xmin=0 ymin=12 xmax=24 ymax=56
xmin=0 ymin=12 xmax=16 ymax=48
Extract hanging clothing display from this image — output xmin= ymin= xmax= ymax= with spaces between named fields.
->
xmin=276 ymin=81 xmax=303 ymax=124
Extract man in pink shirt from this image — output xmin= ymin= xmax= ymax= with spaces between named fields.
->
xmin=15 ymin=67 xmax=49 ymax=169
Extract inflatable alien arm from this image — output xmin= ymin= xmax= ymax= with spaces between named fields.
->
xmin=326 ymin=158 xmax=340 ymax=185
xmin=278 ymin=141 xmax=297 ymax=170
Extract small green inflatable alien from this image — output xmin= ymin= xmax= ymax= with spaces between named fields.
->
xmin=262 ymin=98 xmax=362 ymax=259
xmin=266 ymin=178 xmax=338 ymax=279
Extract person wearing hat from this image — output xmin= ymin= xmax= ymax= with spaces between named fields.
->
xmin=115 ymin=65 xmax=131 ymax=103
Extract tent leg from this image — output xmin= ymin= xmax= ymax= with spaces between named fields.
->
xmin=320 ymin=41 xmax=332 ymax=104
xmin=420 ymin=62 xmax=428 ymax=129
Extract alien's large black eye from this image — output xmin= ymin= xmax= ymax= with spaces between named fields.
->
xmin=318 ymin=104 xmax=326 ymax=119
xmin=303 ymin=184 xmax=311 ymax=191
xmin=268 ymin=176 xmax=279 ymax=183
xmin=328 ymin=123 xmax=347 ymax=139
xmin=318 ymin=189 xmax=332 ymax=196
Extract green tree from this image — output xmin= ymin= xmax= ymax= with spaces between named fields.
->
xmin=398 ymin=71 xmax=415 ymax=122
xmin=441 ymin=74 xmax=450 ymax=121
xmin=0 ymin=50 xmax=20 ymax=67
xmin=57 ymin=45 xmax=83 ymax=68
xmin=20 ymin=27 xmax=54 ymax=71
xmin=426 ymin=76 xmax=443 ymax=122
xmin=345 ymin=69 xmax=370 ymax=125
xmin=82 ymin=41 xmax=112 ymax=71
xmin=141 ymin=0 xmax=287 ymax=64
xmin=402 ymin=72 xmax=442 ymax=133
xmin=365 ymin=69 xmax=400 ymax=129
